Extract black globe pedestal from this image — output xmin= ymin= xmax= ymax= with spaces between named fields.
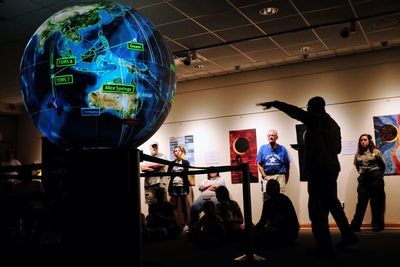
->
xmin=64 ymin=148 xmax=142 ymax=266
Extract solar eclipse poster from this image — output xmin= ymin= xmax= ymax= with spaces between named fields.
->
xmin=229 ymin=128 xmax=259 ymax=184
xmin=373 ymin=114 xmax=400 ymax=175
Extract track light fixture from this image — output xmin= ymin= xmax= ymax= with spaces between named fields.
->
xmin=181 ymin=50 xmax=196 ymax=66
xmin=340 ymin=21 xmax=356 ymax=38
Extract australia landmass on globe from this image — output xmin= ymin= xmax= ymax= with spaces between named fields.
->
xmin=20 ymin=1 xmax=176 ymax=148
xmin=34 ymin=2 xmax=150 ymax=120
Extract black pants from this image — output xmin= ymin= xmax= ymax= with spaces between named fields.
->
xmin=351 ymin=172 xmax=385 ymax=230
xmin=307 ymin=170 xmax=353 ymax=249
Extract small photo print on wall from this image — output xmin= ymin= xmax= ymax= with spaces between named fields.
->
xmin=229 ymin=128 xmax=259 ymax=184
xmin=373 ymin=114 xmax=400 ymax=175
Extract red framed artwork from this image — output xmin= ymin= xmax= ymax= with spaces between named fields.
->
xmin=229 ymin=128 xmax=259 ymax=184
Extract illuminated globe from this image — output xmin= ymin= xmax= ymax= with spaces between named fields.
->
xmin=20 ymin=1 xmax=176 ymax=149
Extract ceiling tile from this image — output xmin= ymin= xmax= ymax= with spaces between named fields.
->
xmin=126 ymin=0 xmax=164 ymax=9
xmin=229 ymin=0 xmax=266 ymax=8
xmin=315 ymin=24 xmax=368 ymax=49
xmin=246 ymin=48 xmax=289 ymax=62
xmin=137 ymin=2 xmax=186 ymax=25
xmin=213 ymin=24 xmax=263 ymax=42
xmin=232 ymin=38 xmax=279 ymax=53
xmin=361 ymin=14 xmax=400 ymax=33
xmin=257 ymin=15 xmax=308 ymax=35
xmin=271 ymin=29 xmax=319 ymax=47
xmin=173 ymin=33 xmax=223 ymax=52
xmin=239 ymin=1 xmax=298 ymax=23
xmin=212 ymin=54 xmax=254 ymax=68
xmin=198 ymin=46 xmax=241 ymax=59
xmin=169 ymin=0 xmax=232 ymax=17
xmin=291 ymin=0 xmax=349 ymax=12
xmin=157 ymin=19 xmax=208 ymax=39
xmin=194 ymin=9 xmax=250 ymax=31
xmin=302 ymin=6 xmax=355 ymax=25
xmin=352 ymin=0 xmax=400 ymax=17
xmin=365 ymin=28 xmax=400 ymax=44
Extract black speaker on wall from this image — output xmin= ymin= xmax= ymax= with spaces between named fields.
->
xmin=290 ymin=124 xmax=307 ymax=182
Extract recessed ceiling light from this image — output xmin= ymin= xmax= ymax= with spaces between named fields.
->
xmin=259 ymin=7 xmax=279 ymax=16
xmin=298 ymin=46 xmax=312 ymax=52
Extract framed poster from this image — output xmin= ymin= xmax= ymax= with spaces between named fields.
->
xmin=373 ymin=114 xmax=400 ymax=175
xmin=229 ymin=129 xmax=258 ymax=184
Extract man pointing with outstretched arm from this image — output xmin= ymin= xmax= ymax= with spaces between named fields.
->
xmin=257 ymin=96 xmax=359 ymax=257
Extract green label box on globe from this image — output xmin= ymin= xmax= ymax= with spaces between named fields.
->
xmin=20 ymin=1 xmax=176 ymax=149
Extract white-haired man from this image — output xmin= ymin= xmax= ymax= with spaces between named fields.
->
xmin=257 ymin=129 xmax=291 ymax=201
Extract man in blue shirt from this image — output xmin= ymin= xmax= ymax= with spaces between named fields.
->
xmin=257 ymin=129 xmax=291 ymax=200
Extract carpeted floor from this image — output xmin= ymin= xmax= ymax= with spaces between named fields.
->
xmin=143 ymin=228 xmax=400 ymax=267
xmin=3 ymin=228 xmax=399 ymax=266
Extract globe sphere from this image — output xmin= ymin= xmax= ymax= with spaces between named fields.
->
xmin=20 ymin=1 xmax=176 ymax=149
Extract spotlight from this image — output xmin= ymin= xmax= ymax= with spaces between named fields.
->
xmin=183 ymin=56 xmax=191 ymax=66
xmin=177 ymin=50 xmax=197 ymax=66
xmin=340 ymin=28 xmax=350 ymax=38
xmin=340 ymin=21 xmax=355 ymax=38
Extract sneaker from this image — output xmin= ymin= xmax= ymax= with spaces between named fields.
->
xmin=183 ymin=225 xmax=190 ymax=233
xmin=336 ymin=234 xmax=359 ymax=249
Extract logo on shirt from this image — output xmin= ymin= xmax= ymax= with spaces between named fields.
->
xmin=265 ymin=154 xmax=281 ymax=166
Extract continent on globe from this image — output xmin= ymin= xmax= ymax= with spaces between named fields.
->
xmin=88 ymin=83 xmax=140 ymax=119
xmin=20 ymin=1 xmax=176 ymax=149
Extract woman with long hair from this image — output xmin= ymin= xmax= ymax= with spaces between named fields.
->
xmin=351 ymin=134 xmax=386 ymax=232
xmin=168 ymin=146 xmax=191 ymax=232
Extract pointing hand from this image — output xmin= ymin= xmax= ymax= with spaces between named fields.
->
xmin=256 ymin=101 xmax=274 ymax=110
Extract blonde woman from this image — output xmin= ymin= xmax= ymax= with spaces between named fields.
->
xmin=168 ymin=146 xmax=191 ymax=232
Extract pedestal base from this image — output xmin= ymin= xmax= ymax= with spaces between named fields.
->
xmin=41 ymin=144 xmax=142 ymax=266
xmin=234 ymin=253 xmax=266 ymax=261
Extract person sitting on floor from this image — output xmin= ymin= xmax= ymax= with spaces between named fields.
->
xmin=187 ymin=200 xmax=226 ymax=247
xmin=254 ymin=179 xmax=299 ymax=248
xmin=189 ymin=169 xmax=225 ymax=227
xmin=146 ymin=187 xmax=181 ymax=241
xmin=215 ymin=186 xmax=244 ymax=242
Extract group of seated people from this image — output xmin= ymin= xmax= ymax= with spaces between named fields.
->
xmin=142 ymin=183 xmax=244 ymax=245
xmin=142 ymin=169 xmax=299 ymax=248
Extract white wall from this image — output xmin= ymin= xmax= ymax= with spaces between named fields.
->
xmin=139 ymin=47 xmax=400 ymax=227
xmin=17 ymin=47 xmax=400 ymax=227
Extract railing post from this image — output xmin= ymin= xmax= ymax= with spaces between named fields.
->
xmin=234 ymin=163 xmax=266 ymax=262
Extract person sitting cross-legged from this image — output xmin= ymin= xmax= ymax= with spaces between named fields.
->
xmin=146 ymin=187 xmax=181 ymax=241
xmin=254 ymin=179 xmax=299 ymax=248
xmin=187 ymin=200 xmax=226 ymax=247
xmin=215 ymin=186 xmax=244 ymax=242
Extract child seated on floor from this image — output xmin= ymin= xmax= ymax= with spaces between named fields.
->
xmin=187 ymin=201 xmax=226 ymax=247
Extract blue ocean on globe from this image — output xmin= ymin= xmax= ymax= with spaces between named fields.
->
xmin=20 ymin=1 xmax=176 ymax=149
